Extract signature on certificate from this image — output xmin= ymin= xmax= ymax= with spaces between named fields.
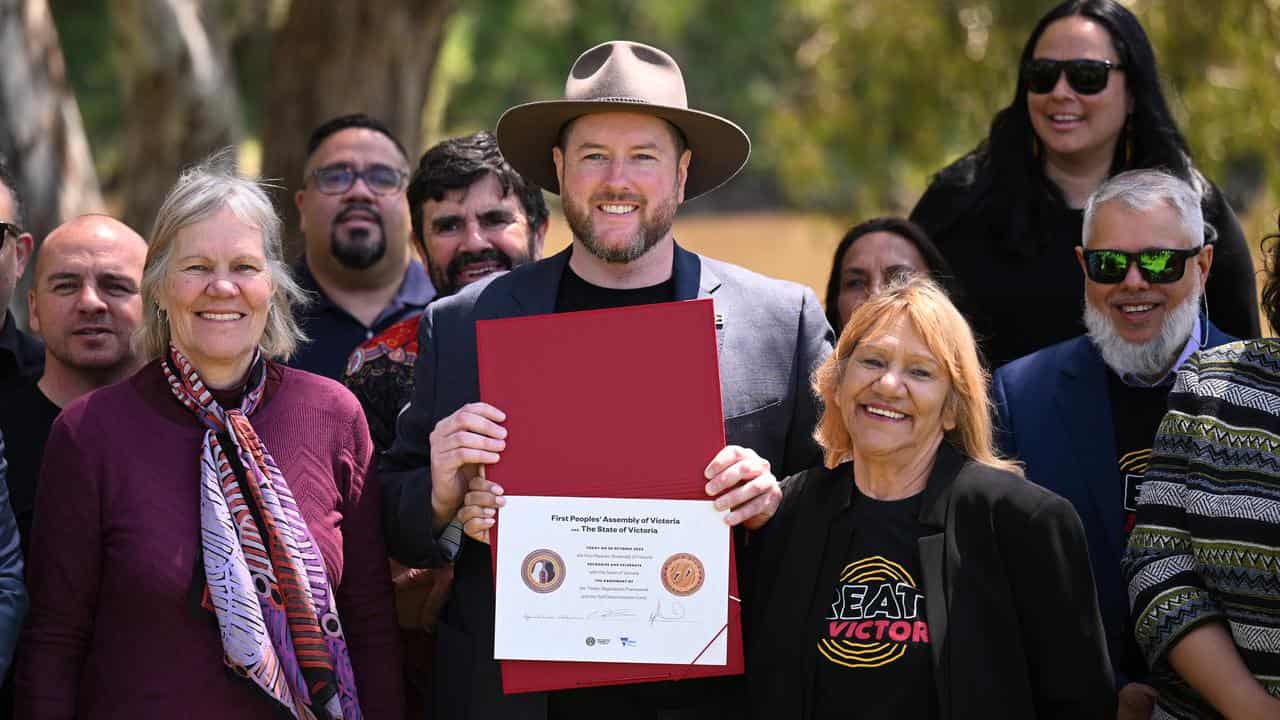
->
xmin=649 ymin=599 xmax=696 ymax=626
xmin=587 ymin=608 xmax=638 ymax=620
xmin=522 ymin=609 xmax=639 ymax=622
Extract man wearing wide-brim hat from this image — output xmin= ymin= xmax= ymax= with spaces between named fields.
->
xmin=379 ymin=40 xmax=834 ymax=719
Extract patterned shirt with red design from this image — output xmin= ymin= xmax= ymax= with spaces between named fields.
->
xmin=344 ymin=315 xmax=422 ymax=455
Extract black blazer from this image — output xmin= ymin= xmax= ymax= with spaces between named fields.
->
xmin=748 ymin=444 xmax=1116 ymax=720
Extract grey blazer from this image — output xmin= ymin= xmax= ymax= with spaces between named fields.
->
xmin=380 ymin=243 xmax=833 ymax=719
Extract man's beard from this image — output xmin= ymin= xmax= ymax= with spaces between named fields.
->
xmin=1084 ymin=286 xmax=1201 ymax=381
xmin=562 ymin=190 xmax=677 ymax=264
xmin=330 ymin=204 xmax=387 ymax=270
xmin=432 ymin=247 xmax=517 ymax=297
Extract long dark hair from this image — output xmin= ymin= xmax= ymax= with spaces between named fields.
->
xmin=823 ymin=217 xmax=959 ymax=331
xmin=932 ymin=0 xmax=1195 ymax=252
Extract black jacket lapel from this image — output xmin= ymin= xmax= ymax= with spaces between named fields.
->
xmin=508 ymin=246 xmax=571 ymax=315
xmin=917 ymin=443 xmax=965 ymax=720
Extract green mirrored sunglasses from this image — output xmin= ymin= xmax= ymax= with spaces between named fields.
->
xmin=1082 ymin=247 xmax=1202 ymax=284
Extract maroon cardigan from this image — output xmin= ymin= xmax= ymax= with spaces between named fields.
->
xmin=17 ymin=360 xmax=404 ymax=718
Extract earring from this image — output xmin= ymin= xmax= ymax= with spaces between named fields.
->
xmin=1121 ymin=114 xmax=1134 ymax=168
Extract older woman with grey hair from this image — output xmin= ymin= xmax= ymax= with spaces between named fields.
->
xmin=17 ymin=154 xmax=403 ymax=718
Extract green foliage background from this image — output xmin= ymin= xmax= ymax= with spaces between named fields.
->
xmin=53 ymin=0 xmax=1280 ymax=218
xmin=433 ymin=0 xmax=1280 ymax=217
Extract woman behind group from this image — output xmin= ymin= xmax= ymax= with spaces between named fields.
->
xmin=748 ymin=278 xmax=1114 ymax=719
xmin=1124 ymin=216 xmax=1280 ymax=719
xmin=910 ymin=0 xmax=1258 ymax=369
xmin=823 ymin=217 xmax=958 ymax=332
xmin=18 ymin=157 xmax=403 ymax=717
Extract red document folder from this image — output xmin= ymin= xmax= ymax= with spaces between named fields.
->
xmin=476 ymin=297 xmax=745 ymax=694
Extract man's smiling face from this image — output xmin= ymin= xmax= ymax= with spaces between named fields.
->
xmin=553 ymin=112 xmax=690 ymax=264
xmin=420 ymin=173 xmax=539 ymax=296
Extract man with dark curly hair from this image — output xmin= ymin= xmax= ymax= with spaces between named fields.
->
xmin=342 ymin=131 xmax=546 ymax=718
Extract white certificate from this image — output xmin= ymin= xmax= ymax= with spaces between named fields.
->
xmin=493 ymin=495 xmax=730 ymax=665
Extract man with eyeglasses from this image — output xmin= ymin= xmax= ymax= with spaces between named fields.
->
xmin=991 ymin=168 xmax=1232 ymax=720
xmin=0 ymin=155 xmax=29 ymax=713
xmin=0 ymin=157 xmax=41 ymax=389
xmin=290 ymin=113 xmax=435 ymax=379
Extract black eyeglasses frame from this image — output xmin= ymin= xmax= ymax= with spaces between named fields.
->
xmin=307 ymin=163 xmax=408 ymax=197
xmin=0 ymin=221 xmax=22 ymax=251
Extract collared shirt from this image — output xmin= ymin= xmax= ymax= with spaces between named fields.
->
xmin=1119 ymin=314 xmax=1202 ymax=389
xmin=0 ymin=311 xmax=44 ymax=388
xmin=288 ymin=259 xmax=434 ymax=379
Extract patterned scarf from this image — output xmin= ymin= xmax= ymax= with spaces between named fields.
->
xmin=163 ymin=346 xmax=361 ymax=720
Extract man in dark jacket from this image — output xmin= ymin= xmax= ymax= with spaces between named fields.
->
xmin=993 ymin=169 xmax=1234 ymax=720
xmin=0 ymin=157 xmax=41 ymax=388
xmin=380 ymin=41 xmax=832 ymax=719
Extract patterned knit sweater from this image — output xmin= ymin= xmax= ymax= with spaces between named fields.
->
xmin=1123 ymin=340 xmax=1280 ymax=719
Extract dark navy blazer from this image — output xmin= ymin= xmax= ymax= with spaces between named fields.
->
xmin=991 ymin=321 xmax=1234 ymax=683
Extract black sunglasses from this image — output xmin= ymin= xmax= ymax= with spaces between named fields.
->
xmin=0 ymin=221 xmax=22 ymax=251
xmin=1025 ymin=58 xmax=1124 ymax=95
xmin=308 ymin=163 xmax=407 ymax=196
xmin=1083 ymin=247 xmax=1201 ymax=284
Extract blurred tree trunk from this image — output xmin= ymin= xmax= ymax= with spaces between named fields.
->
xmin=111 ymin=0 xmax=245 ymax=235
xmin=0 ymin=0 xmax=103 ymax=326
xmin=261 ymin=0 xmax=457 ymax=260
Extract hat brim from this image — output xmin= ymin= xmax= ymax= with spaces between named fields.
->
xmin=495 ymin=100 xmax=751 ymax=201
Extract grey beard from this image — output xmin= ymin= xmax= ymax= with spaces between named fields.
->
xmin=1084 ymin=288 xmax=1201 ymax=381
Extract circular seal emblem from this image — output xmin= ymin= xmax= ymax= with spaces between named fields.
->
xmin=660 ymin=553 xmax=705 ymax=597
xmin=521 ymin=549 xmax=566 ymax=593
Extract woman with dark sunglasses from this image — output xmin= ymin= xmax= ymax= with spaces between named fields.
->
xmin=910 ymin=0 xmax=1259 ymax=370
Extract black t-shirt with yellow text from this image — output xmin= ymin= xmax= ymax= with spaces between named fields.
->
xmin=811 ymin=483 xmax=936 ymax=720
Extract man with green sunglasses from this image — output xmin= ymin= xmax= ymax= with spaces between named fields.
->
xmin=991 ymin=168 xmax=1233 ymax=718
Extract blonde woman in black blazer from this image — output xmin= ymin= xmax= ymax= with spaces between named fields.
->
xmin=747 ymin=279 xmax=1114 ymax=719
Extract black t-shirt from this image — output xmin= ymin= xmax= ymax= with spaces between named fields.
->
xmin=1105 ymin=367 xmax=1173 ymax=682
xmin=0 ymin=313 xmax=44 ymax=388
xmin=554 ymin=263 xmax=676 ymax=314
xmin=811 ymin=482 xmax=936 ymax=720
xmin=0 ymin=378 xmax=61 ymax=560
xmin=1104 ymin=369 xmax=1174 ymax=539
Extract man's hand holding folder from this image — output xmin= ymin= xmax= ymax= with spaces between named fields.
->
xmin=433 ymin=402 xmax=782 ymax=543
